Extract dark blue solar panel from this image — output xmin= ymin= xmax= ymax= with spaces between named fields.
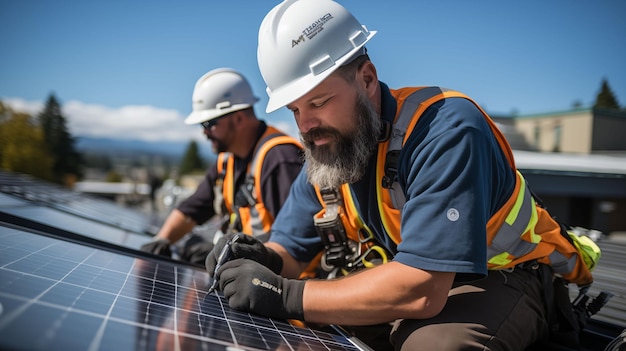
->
xmin=0 ymin=225 xmax=369 ymax=351
xmin=0 ymin=172 xmax=157 ymax=234
xmin=0 ymin=198 xmax=149 ymax=249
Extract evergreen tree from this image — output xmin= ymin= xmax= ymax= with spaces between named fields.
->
xmin=0 ymin=100 xmax=9 ymax=122
xmin=594 ymin=78 xmax=620 ymax=110
xmin=37 ymin=94 xmax=83 ymax=184
xmin=178 ymin=140 xmax=204 ymax=175
xmin=0 ymin=103 xmax=54 ymax=180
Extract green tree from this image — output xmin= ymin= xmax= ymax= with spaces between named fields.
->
xmin=38 ymin=94 xmax=83 ymax=185
xmin=178 ymin=140 xmax=204 ymax=175
xmin=594 ymin=78 xmax=620 ymax=110
xmin=0 ymin=102 xmax=54 ymax=180
xmin=105 ymin=170 xmax=123 ymax=182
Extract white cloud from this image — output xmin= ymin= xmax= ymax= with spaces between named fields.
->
xmin=2 ymin=97 xmax=203 ymax=143
xmin=2 ymin=96 xmax=301 ymax=144
xmin=2 ymin=97 xmax=44 ymax=116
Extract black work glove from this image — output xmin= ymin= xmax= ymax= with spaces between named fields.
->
xmin=140 ymin=238 xmax=172 ymax=257
xmin=217 ymin=258 xmax=305 ymax=321
xmin=180 ymin=234 xmax=214 ymax=266
xmin=205 ymin=232 xmax=283 ymax=275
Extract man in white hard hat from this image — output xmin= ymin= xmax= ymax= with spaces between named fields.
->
xmin=141 ymin=68 xmax=303 ymax=266
xmin=206 ymin=1 xmax=598 ymax=350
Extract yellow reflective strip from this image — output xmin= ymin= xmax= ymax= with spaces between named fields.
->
xmin=569 ymin=233 xmax=601 ymax=271
xmin=525 ymin=197 xmax=541 ymax=243
xmin=505 ymin=174 xmax=526 ymax=225
xmin=488 ymin=252 xmax=513 ymax=267
xmin=375 ymin=147 xmax=396 ymax=237
xmin=342 ymin=185 xmax=374 ymax=240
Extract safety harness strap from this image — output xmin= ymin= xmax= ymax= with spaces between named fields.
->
xmin=214 ymin=152 xmax=230 ymax=216
xmin=383 ymin=87 xmax=452 ymax=209
xmin=314 ymin=188 xmax=355 ymax=269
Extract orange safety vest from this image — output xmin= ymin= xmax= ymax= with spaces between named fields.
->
xmin=315 ymin=87 xmax=594 ymax=286
xmin=217 ymin=126 xmax=302 ymax=237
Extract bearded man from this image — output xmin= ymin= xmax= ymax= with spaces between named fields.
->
xmin=205 ymin=1 xmax=597 ymax=350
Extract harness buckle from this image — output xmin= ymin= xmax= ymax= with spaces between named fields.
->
xmin=234 ymin=175 xmax=256 ymax=208
xmin=314 ymin=188 xmax=356 ymax=270
xmin=382 ymin=150 xmax=400 ymax=189
xmin=315 ymin=210 xmax=355 ymax=269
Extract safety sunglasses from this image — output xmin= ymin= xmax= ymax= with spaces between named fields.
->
xmin=201 ymin=118 xmax=220 ymax=130
xmin=201 ymin=111 xmax=235 ymax=130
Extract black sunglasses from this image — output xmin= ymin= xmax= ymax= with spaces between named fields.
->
xmin=200 ymin=115 xmax=226 ymax=130
xmin=201 ymin=118 xmax=220 ymax=130
xmin=201 ymin=111 xmax=236 ymax=130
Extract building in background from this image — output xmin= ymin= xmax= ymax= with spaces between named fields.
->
xmin=505 ymin=108 xmax=626 ymax=153
xmin=493 ymin=108 xmax=626 ymax=237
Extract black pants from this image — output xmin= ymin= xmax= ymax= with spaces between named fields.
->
xmin=345 ymin=266 xmax=550 ymax=351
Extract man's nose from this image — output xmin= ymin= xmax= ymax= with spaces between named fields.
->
xmin=296 ymin=110 xmax=319 ymax=134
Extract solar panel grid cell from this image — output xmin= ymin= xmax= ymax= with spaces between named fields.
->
xmin=0 ymin=227 xmax=367 ymax=351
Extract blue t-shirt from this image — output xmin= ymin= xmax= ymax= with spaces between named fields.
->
xmin=269 ymin=83 xmax=515 ymax=281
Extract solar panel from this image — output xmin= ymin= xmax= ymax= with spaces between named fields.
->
xmin=0 ymin=172 xmax=157 ymax=253
xmin=0 ymin=171 xmax=372 ymax=351
xmin=0 ymin=225 xmax=371 ymax=351
xmin=0 ymin=171 xmax=158 ymax=237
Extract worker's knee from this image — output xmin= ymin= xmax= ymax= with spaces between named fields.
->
xmin=391 ymin=321 xmax=494 ymax=351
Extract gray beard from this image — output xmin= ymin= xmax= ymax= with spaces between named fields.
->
xmin=303 ymin=92 xmax=381 ymax=189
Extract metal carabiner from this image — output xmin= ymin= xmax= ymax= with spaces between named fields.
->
xmin=359 ymin=245 xmax=389 ymax=268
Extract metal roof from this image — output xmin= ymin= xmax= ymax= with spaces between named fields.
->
xmin=514 ymin=150 xmax=626 ymax=175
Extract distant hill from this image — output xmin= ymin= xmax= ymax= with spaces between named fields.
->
xmin=75 ymin=136 xmax=215 ymax=161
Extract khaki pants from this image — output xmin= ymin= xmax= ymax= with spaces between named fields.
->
xmin=345 ymin=266 xmax=550 ymax=351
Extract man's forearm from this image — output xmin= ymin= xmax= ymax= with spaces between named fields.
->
xmin=156 ymin=209 xmax=197 ymax=243
xmin=265 ymin=242 xmax=309 ymax=279
xmin=302 ymin=262 xmax=455 ymax=325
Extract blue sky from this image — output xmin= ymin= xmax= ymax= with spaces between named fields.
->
xmin=1 ymin=0 xmax=625 ymax=145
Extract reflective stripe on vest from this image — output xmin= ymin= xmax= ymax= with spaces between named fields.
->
xmin=487 ymin=170 xmax=579 ymax=277
xmin=330 ymin=86 xmax=592 ymax=285
xmin=385 ymin=87 xmax=454 ymax=209
xmin=376 ymin=87 xmax=468 ymax=244
xmin=243 ymin=132 xmax=302 ymax=235
xmin=487 ymin=171 xmax=538 ymax=265
xmin=214 ymin=152 xmax=230 ymax=216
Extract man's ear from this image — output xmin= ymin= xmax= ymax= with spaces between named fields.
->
xmin=359 ymin=61 xmax=378 ymax=98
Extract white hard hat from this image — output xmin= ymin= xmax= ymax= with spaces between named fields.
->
xmin=257 ymin=0 xmax=376 ymax=113
xmin=184 ymin=68 xmax=260 ymax=125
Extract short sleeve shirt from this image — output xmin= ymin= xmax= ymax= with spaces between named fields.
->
xmin=177 ymin=121 xmax=303 ymax=226
xmin=269 ymin=83 xmax=515 ymax=281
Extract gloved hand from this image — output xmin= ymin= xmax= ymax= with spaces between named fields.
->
xmin=217 ymin=258 xmax=305 ymax=321
xmin=140 ymin=238 xmax=172 ymax=257
xmin=180 ymin=234 xmax=214 ymax=266
xmin=205 ymin=232 xmax=283 ymax=275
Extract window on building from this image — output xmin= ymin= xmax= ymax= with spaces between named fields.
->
xmin=533 ymin=125 xmax=540 ymax=148
xmin=553 ymin=124 xmax=562 ymax=152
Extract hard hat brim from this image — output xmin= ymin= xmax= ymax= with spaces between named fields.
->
xmin=184 ymin=103 xmax=256 ymax=125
